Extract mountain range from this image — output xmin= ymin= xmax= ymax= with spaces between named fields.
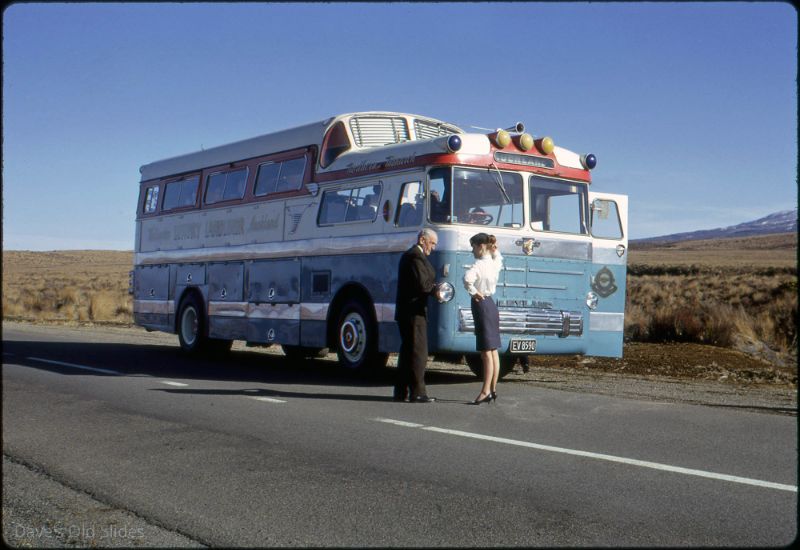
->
xmin=633 ymin=208 xmax=797 ymax=244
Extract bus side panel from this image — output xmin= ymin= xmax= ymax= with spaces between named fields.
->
xmin=246 ymin=259 xmax=301 ymax=346
xmin=297 ymin=252 xmax=401 ymax=352
xmin=133 ymin=265 xmax=171 ymax=331
xmin=207 ymin=262 xmax=246 ymax=340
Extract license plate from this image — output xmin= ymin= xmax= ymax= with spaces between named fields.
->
xmin=509 ymin=339 xmax=537 ymax=353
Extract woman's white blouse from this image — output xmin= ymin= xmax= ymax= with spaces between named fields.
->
xmin=463 ymin=251 xmax=503 ymax=297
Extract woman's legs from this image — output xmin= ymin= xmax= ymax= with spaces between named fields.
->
xmin=474 ymin=349 xmax=499 ymax=401
xmin=490 ymin=349 xmax=500 ymax=393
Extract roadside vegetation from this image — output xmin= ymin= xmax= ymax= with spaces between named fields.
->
xmin=2 ymin=233 xmax=796 ymax=368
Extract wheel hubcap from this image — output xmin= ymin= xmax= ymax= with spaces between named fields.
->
xmin=181 ymin=306 xmax=198 ymax=346
xmin=339 ymin=312 xmax=366 ymax=363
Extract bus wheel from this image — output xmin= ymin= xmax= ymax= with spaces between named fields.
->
xmin=177 ymin=294 xmax=205 ymax=353
xmin=335 ymin=299 xmax=388 ymax=371
xmin=281 ymin=345 xmax=328 ymax=360
xmin=465 ymin=353 xmax=516 ymax=379
xmin=177 ymin=293 xmax=231 ymax=355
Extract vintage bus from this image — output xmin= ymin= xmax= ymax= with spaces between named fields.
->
xmin=132 ymin=112 xmax=627 ymax=378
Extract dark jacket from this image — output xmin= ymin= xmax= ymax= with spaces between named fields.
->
xmin=394 ymin=245 xmax=436 ymax=321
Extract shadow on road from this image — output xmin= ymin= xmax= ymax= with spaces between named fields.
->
xmin=2 ymin=339 xmax=476 ymax=390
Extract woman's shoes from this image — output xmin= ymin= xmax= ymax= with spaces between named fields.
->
xmin=471 ymin=392 xmax=493 ymax=405
xmin=491 ymin=391 xmax=498 ymax=402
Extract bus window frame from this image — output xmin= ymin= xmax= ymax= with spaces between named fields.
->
xmin=203 ymin=166 xmax=250 ymax=206
xmin=317 ymin=181 xmax=383 ymax=227
xmin=138 ymin=182 xmax=162 ymax=218
xmin=253 ymin=156 xmax=308 ymax=198
xmin=161 ymin=174 xmax=202 ymax=213
xmin=249 ymin=147 xmax=315 ymax=203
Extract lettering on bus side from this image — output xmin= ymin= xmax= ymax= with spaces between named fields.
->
xmin=205 ymin=218 xmax=245 ymax=238
xmin=249 ymin=213 xmax=280 ymax=232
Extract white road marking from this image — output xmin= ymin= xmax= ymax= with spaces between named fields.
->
xmin=247 ymin=396 xmax=287 ymax=404
xmin=374 ymin=417 xmax=425 ymax=428
xmin=160 ymin=381 xmax=189 ymax=387
xmin=375 ymin=418 xmax=797 ymax=493
xmin=27 ymin=357 xmax=120 ymax=376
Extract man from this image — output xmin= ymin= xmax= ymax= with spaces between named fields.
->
xmin=394 ymin=228 xmax=439 ymax=403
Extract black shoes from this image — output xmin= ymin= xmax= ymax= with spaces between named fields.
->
xmin=471 ymin=393 xmax=493 ymax=405
xmin=491 ymin=391 xmax=498 ymax=401
xmin=411 ymin=395 xmax=436 ymax=403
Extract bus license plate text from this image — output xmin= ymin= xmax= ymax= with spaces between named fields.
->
xmin=509 ymin=339 xmax=537 ymax=353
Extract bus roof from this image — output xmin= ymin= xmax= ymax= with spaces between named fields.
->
xmin=139 ymin=112 xmax=462 ymax=182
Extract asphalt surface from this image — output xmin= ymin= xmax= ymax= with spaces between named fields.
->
xmin=2 ymin=322 xmax=797 ymax=547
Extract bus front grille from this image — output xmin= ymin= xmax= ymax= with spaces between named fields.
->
xmin=459 ymin=307 xmax=583 ymax=338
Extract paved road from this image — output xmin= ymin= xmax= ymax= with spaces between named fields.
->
xmin=2 ymin=323 xmax=797 ymax=546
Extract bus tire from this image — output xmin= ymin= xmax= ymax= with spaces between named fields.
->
xmin=335 ymin=299 xmax=388 ymax=371
xmin=465 ymin=353 xmax=516 ymax=379
xmin=177 ymin=293 xmax=231 ymax=355
xmin=281 ymin=345 xmax=328 ymax=360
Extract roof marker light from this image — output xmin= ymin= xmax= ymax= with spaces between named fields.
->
xmin=446 ymin=135 xmax=462 ymax=152
xmin=536 ymin=136 xmax=555 ymax=155
xmin=494 ymin=130 xmax=511 ymax=148
xmin=581 ymin=153 xmax=597 ymax=170
xmin=518 ymin=133 xmax=534 ymax=151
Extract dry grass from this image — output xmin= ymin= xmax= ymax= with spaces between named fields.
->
xmin=627 ymin=233 xmax=797 ymax=365
xmin=2 ymin=250 xmax=133 ymax=324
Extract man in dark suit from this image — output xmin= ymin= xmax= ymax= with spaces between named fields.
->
xmin=394 ymin=228 xmax=439 ymax=403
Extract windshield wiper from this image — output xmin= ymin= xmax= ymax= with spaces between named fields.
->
xmin=489 ymin=164 xmax=511 ymax=204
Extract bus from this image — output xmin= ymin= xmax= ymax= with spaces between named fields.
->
xmin=132 ymin=112 xmax=627 ymax=378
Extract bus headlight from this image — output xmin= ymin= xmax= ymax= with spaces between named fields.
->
xmin=446 ymin=135 xmax=462 ymax=152
xmin=586 ymin=291 xmax=598 ymax=310
xmin=435 ymin=282 xmax=455 ymax=303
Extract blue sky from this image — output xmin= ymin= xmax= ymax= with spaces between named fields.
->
xmin=3 ymin=2 xmax=797 ymax=250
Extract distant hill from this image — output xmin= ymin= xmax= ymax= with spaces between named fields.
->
xmin=634 ymin=208 xmax=797 ymax=244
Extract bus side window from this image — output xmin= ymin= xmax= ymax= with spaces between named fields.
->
xmin=396 ymin=181 xmax=423 ymax=227
xmin=255 ymin=163 xmax=280 ymax=196
xmin=275 ymin=157 xmax=306 ymax=193
xmin=163 ymin=176 xmax=199 ymax=211
xmin=143 ymin=186 xmax=159 ymax=213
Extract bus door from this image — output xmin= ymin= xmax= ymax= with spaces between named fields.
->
xmin=586 ymin=192 xmax=628 ymax=357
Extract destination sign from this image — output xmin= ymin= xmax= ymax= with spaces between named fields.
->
xmin=494 ymin=151 xmax=554 ymax=169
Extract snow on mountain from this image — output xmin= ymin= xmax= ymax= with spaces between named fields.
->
xmin=634 ymin=208 xmax=797 ymax=244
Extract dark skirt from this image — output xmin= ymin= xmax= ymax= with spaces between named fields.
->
xmin=471 ymin=295 xmax=501 ymax=352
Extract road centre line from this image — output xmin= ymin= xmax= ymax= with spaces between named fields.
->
xmin=27 ymin=357 xmax=121 ymax=376
xmin=373 ymin=418 xmax=797 ymax=493
xmin=160 ymin=381 xmax=189 ymax=387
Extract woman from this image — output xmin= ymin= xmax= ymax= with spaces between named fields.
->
xmin=463 ymin=233 xmax=503 ymax=404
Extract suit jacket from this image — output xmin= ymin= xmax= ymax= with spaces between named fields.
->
xmin=395 ymin=245 xmax=436 ymax=322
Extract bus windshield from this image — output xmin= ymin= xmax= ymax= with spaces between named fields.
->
xmin=429 ymin=167 xmax=523 ymax=227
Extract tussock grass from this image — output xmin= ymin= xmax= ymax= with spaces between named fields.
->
xmin=2 ymin=250 xmax=133 ymax=324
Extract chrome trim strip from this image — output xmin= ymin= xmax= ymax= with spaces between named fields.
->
xmin=529 ymin=268 xmax=584 ymax=276
xmin=133 ymin=299 xmax=175 ymax=315
xmin=208 ymin=301 xmax=248 ymax=317
xmin=589 ymin=312 xmax=625 ymax=332
xmin=248 ymin=303 xmax=301 ymax=320
xmin=300 ymin=302 xmax=329 ymax=321
xmin=527 ymin=284 xmax=568 ymax=290
xmin=375 ymin=303 xmax=396 ymax=323
xmin=460 ymin=307 xmax=583 ymax=337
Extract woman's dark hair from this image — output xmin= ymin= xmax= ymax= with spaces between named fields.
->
xmin=469 ymin=232 xmax=496 ymax=246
